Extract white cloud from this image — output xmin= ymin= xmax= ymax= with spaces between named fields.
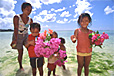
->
xmin=25 ymin=0 xmax=62 ymax=11
xmin=56 ymin=20 xmax=65 ymax=24
xmin=72 ymin=4 xmax=75 ymax=7
xmin=51 ymin=8 xmax=55 ymax=11
xmin=33 ymin=10 xmax=56 ymax=22
xmin=60 ymin=11 xmax=71 ymax=17
xmin=74 ymin=0 xmax=93 ymax=17
xmin=68 ymin=19 xmax=77 ymax=23
xmin=54 ymin=7 xmax=66 ymax=12
xmin=40 ymin=0 xmax=62 ymax=5
xmin=104 ymin=6 xmax=114 ymax=15
xmin=85 ymin=10 xmax=93 ymax=17
xmin=25 ymin=0 xmax=42 ymax=9
xmin=69 ymin=6 xmax=72 ymax=8
xmin=0 ymin=0 xmax=17 ymax=29
xmin=56 ymin=18 xmax=68 ymax=24
xmin=39 ymin=10 xmax=48 ymax=15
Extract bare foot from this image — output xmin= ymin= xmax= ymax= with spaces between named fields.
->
xmin=20 ymin=68 xmax=24 ymax=71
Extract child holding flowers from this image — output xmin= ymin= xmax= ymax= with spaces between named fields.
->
xmin=47 ymin=31 xmax=59 ymax=76
xmin=25 ymin=23 xmax=44 ymax=76
xmin=71 ymin=13 xmax=93 ymax=76
xmin=59 ymin=37 xmax=67 ymax=70
xmin=10 ymin=2 xmax=33 ymax=71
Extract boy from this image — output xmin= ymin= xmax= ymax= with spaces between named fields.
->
xmin=25 ymin=23 xmax=44 ymax=76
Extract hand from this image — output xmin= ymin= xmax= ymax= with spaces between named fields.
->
xmin=10 ymin=40 xmax=17 ymax=46
xmin=71 ymin=35 xmax=76 ymax=43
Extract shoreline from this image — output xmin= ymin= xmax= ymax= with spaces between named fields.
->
xmin=0 ymin=29 xmax=13 ymax=32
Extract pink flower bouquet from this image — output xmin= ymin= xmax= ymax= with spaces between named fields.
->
xmin=55 ymin=50 xmax=67 ymax=67
xmin=34 ymin=29 xmax=61 ymax=58
xmin=89 ymin=31 xmax=109 ymax=48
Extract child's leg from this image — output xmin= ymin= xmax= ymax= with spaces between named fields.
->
xmin=53 ymin=68 xmax=55 ymax=76
xmin=17 ymin=49 xmax=23 ymax=69
xmin=48 ymin=70 xmax=51 ymax=76
xmin=84 ymin=55 xmax=91 ymax=76
xmin=62 ymin=65 xmax=66 ymax=70
xmin=32 ymin=68 xmax=37 ymax=76
xmin=38 ymin=66 xmax=43 ymax=76
xmin=77 ymin=55 xmax=84 ymax=76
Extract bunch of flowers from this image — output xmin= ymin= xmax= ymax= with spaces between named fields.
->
xmin=89 ymin=31 xmax=109 ymax=48
xmin=34 ymin=29 xmax=61 ymax=58
xmin=55 ymin=50 xmax=67 ymax=67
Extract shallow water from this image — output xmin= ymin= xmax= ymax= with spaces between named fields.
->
xmin=0 ymin=30 xmax=114 ymax=76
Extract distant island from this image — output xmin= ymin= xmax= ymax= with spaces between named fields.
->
xmin=0 ymin=29 xmax=14 ymax=32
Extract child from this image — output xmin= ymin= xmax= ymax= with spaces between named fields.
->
xmin=71 ymin=13 xmax=93 ymax=76
xmin=25 ymin=23 xmax=44 ymax=76
xmin=59 ymin=37 xmax=67 ymax=70
xmin=10 ymin=2 xmax=33 ymax=71
xmin=47 ymin=31 xmax=59 ymax=76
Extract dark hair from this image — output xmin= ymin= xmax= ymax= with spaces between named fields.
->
xmin=21 ymin=2 xmax=32 ymax=12
xmin=77 ymin=13 xmax=92 ymax=26
xmin=30 ymin=23 xmax=41 ymax=31
xmin=59 ymin=37 xmax=65 ymax=44
xmin=50 ymin=31 xmax=58 ymax=38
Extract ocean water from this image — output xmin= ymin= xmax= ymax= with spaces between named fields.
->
xmin=0 ymin=30 xmax=114 ymax=56
xmin=0 ymin=30 xmax=114 ymax=76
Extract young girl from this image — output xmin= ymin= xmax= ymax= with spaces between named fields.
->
xmin=59 ymin=37 xmax=67 ymax=70
xmin=10 ymin=2 xmax=33 ymax=71
xmin=25 ymin=23 xmax=44 ymax=76
xmin=47 ymin=31 xmax=59 ymax=76
xmin=71 ymin=13 xmax=93 ymax=76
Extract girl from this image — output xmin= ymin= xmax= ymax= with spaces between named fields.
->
xmin=10 ymin=2 xmax=33 ymax=71
xmin=71 ymin=13 xmax=93 ymax=76
xmin=47 ymin=31 xmax=59 ymax=76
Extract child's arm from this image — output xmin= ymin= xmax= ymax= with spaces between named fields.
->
xmin=13 ymin=15 xmax=19 ymax=43
xmin=25 ymin=39 xmax=35 ymax=48
xmin=71 ymin=29 xmax=78 ymax=43
xmin=30 ymin=18 xmax=33 ymax=24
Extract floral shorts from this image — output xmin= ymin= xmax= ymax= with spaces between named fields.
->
xmin=47 ymin=63 xmax=56 ymax=71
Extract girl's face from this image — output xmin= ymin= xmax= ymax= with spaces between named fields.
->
xmin=80 ymin=16 xmax=90 ymax=28
xmin=30 ymin=28 xmax=39 ymax=37
xmin=51 ymin=34 xmax=57 ymax=38
xmin=23 ymin=6 xmax=32 ymax=16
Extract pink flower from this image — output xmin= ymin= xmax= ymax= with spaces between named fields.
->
xmin=89 ymin=31 xmax=109 ymax=48
xmin=101 ymin=32 xmax=109 ymax=39
xmin=94 ymin=39 xmax=101 ymax=45
xmin=40 ymin=33 xmax=46 ymax=40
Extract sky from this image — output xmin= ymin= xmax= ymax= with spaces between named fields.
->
xmin=0 ymin=0 xmax=114 ymax=31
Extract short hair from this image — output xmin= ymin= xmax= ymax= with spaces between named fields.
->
xmin=21 ymin=2 xmax=32 ymax=12
xmin=59 ymin=37 xmax=65 ymax=44
xmin=77 ymin=13 xmax=92 ymax=26
xmin=30 ymin=23 xmax=41 ymax=31
xmin=50 ymin=31 xmax=58 ymax=38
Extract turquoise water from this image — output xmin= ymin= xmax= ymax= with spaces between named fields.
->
xmin=0 ymin=30 xmax=114 ymax=56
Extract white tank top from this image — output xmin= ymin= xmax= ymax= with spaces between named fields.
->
xmin=17 ymin=14 xmax=31 ymax=34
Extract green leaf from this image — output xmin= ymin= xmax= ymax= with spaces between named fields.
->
xmin=89 ymin=33 xmax=92 ymax=38
xmin=96 ymin=30 xmax=99 ymax=34
xmin=97 ymin=36 xmax=100 ymax=39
